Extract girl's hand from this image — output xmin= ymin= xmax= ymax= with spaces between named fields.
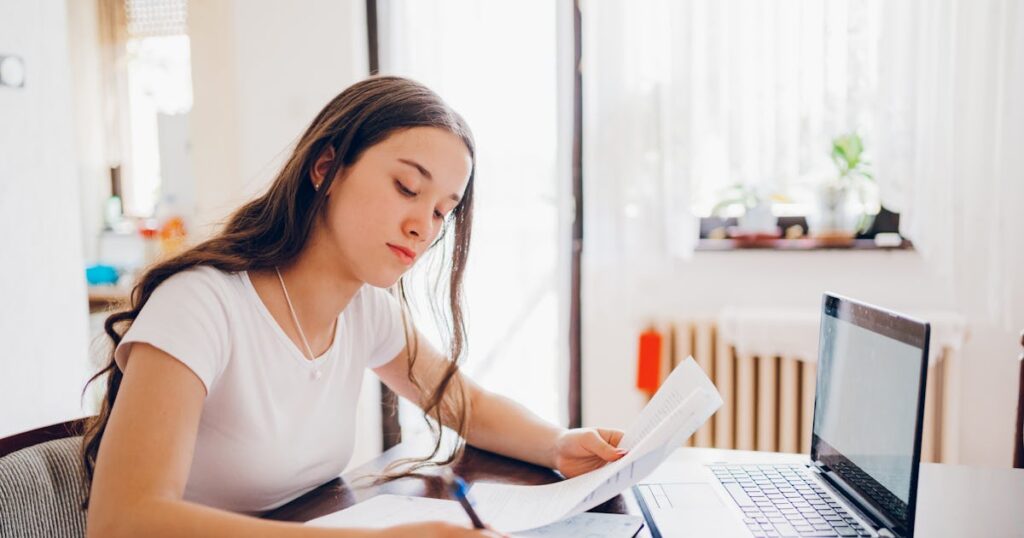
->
xmin=383 ymin=521 xmax=508 ymax=538
xmin=552 ymin=428 xmax=627 ymax=478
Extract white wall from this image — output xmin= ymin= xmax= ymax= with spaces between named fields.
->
xmin=187 ymin=0 xmax=241 ymax=236
xmin=0 ymin=0 xmax=91 ymax=436
xmin=189 ymin=0 xmax=369 ymax=236
xmin=66 ymin=0 xmax=107 ymax=264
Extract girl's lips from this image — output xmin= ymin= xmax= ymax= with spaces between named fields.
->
xmin=387 ymin=244 xmax=415 ymax=265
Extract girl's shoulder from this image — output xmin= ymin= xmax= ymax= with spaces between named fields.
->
xmin=151 ymin=265 xmax=248 ymax=306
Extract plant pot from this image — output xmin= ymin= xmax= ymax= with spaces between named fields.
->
xmin=810 ymin=180 xmax=872 ymax=238
xmin=735 ymin=201 xmax=779 ymax=236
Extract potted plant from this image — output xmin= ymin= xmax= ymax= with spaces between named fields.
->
xmin=712 ymin=184 xmax=788 ymax=238
xmin=814 ymin=132 xmax=877 ymax=237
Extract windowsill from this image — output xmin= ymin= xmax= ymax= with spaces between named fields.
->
xmin=695 ymin=238 xmax=914 ymax=251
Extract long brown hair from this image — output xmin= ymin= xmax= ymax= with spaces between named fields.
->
xmin=80 ymin=76 xmax=476 ymax=503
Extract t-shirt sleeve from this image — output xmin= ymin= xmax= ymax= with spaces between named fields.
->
xmin=365 ymin=286 xmax=408 ymax=369
xmin=113 ymin=268 xmax=231 ymax=394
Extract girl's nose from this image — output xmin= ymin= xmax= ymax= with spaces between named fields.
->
xmin=403 ymin=209 xmax=435 ymax=242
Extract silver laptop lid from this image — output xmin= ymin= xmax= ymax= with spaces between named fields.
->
xmin=811 ymin=294 xmax=930 ymax=537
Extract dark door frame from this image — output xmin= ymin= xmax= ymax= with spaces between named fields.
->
xmin=568 ymin=0 xmax=583 ymax=429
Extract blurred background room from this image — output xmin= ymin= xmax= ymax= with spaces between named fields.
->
xmin=1 ymin=0 xmax=1022 ymax=472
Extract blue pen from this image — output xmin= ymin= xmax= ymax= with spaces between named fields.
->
xmin=441 ymin=468 xmax=487 ymax=529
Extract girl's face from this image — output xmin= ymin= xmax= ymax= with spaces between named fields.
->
xmin=318 ymin=126 xmax=472 ymax=288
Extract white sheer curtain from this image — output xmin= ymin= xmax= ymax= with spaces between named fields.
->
xmin=875 ymin=0 xmax=1024 ymax=325
xmin=581 ymin=0 xmax=882 ymax=261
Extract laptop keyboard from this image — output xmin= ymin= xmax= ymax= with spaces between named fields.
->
xmin=710 ymin=464 xmax=872 ymax=537
xmin=830 ymin=460 xmax=907 ymax=522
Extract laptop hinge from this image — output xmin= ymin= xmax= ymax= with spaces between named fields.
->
xmin=807 ymin=464 xmax=899 ymax=537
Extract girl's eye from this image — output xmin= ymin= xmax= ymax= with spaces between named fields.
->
xmin=396 ymin=179 xmax=447 ymax=221
xmin=395 ymin=180 xmax=416 ymax=197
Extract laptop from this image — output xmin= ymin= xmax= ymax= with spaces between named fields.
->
xmin=634 ymin=294 xmax=931 ymax=537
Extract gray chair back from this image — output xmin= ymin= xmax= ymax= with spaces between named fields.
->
xmin=0 ymin=435 xmax=87 ymax=537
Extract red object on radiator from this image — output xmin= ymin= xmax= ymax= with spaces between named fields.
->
xmin=636 ymin=327 xmax=663 ymax=394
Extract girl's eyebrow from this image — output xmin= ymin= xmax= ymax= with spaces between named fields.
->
xmin=397 ymin=158 xmax=461 ymax=202
xmin=398 ymin=158 xmax=432 ymax=180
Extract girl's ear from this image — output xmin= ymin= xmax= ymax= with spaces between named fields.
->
xmin=311 ymin=146 xmax=337 ymax=191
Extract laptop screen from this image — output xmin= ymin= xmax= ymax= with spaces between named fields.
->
xmin=811 ymin=294 xmax=929 ymax=537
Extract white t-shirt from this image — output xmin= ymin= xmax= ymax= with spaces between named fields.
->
xmin=114 ymin=266 xmax=406 ymax=513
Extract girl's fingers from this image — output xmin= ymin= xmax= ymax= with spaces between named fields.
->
xmin=599 ymin=428 xmax=625 ymax=448
xmin=585 ymin=430 xmax=625 ymax=461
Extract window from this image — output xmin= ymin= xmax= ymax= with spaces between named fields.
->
xmin=121 ymin=0 xmax=193 ymax=217
xmin=582 ymin=1 xmax=891 ymax=253
xmin=377 ymin=0 xmax=568 ymax=426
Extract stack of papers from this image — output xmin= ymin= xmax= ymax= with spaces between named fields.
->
xmin=307 ymin=357 xmax=721 ymax=534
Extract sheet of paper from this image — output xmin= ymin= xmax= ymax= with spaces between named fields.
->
xmin=618 ymin=356 xmax=721 ymax=451
xmin=306 ymin=494 xmax=471 ymax=529
xmin=471 ymin=357 xmax=722 ymax=532
xmin=515 ymin=512 xmax=644 ymax=537
xmin=306 ymin=494 xmax=644 ymax=537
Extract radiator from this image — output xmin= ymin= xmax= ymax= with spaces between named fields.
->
xmin=663 ymin=320 xmax=948 ymax=463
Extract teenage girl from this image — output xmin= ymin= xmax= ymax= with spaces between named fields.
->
xmin=82 ymin=76 xmax=625 ymax=537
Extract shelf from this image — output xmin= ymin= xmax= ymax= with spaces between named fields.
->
xmin=695 ymin=238 xmax=914 ymax=251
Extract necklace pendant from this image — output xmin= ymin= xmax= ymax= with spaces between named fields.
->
xmin=311 ymin=369 xmax=322 ymax=381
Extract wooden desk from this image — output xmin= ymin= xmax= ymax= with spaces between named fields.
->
xmin=265 ymin=443 xmax=1024 ymax=537
xmin=262 ymin=439 xmax=630 ymax=524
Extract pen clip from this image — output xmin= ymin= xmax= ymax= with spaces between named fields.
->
xmin=453 ymin=476 xmax=471 ymax=501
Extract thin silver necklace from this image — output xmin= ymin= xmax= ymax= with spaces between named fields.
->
xmin=275 ymin=267 xmax=323 ymax=380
